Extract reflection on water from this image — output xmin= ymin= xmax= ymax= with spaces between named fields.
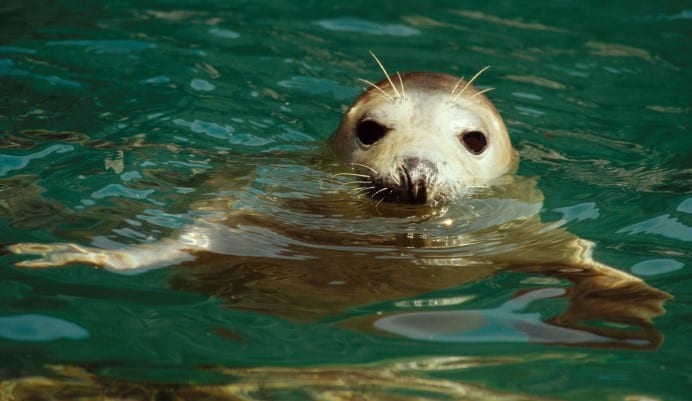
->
xmin=374 ymin=287 xmax=624 ymax=344
xmin=0 ymin=314 xmax=89 ymax=341
xmin=0 ymin=360 xmax=560 ymax=401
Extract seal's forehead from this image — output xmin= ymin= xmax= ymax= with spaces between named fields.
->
xmin=369 ymin=72 xmax=462 ymax=95
xmin=357 ymin=71 xmax=491 ymax=105
xmin=352 ymin=71 xmax=497 ymax=119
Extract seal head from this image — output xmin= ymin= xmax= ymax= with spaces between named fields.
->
xmin=330 ymin=71 xmax=516 ymax=205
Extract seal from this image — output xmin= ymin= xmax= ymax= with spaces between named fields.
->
xmin=6 ymin=54 xmax=670 ymax=347
xmin=8 ymin=56 xmax=528 ymax=269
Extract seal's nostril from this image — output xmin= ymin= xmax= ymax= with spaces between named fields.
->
xmin=399 ymin=157 xmax=437 ymax=204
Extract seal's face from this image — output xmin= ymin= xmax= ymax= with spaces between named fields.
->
xmin=330 ymin=72 xmax=517 ymax=206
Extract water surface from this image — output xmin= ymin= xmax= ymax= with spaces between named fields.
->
xmin=1 ymin=1 xmax=690 ymax=400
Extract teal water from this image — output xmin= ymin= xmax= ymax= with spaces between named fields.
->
xmin=1 ymin=1 xmax=690 ymax=400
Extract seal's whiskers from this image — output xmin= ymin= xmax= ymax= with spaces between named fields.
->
xmin=396 ymin=71 xmax=406 ymax=99
xmin=370 ymin=187 xmax=390 ymax=199
xmin=449 ymin=76 xmax=466 ymax=97
xmin=334 ymin=172 xmax=371 ymax=179
xmin=352 ymin=163 xmax=380 ymax=177
xmin=470 ymin=87 xmax=495 ymax=99
xmin=453 ymin=65 xmax=490 ymax=101
xmin=358 ymin=78 xmax=394 ymax=101
xmin=353 ymin=186 xmax=376 ymax=195
xmin=358 ymin=78 xmax=394 ymax=100
xmin=368 ymin=50 xmax=402 ymax=99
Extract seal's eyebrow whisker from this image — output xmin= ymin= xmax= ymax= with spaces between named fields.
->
xmin=396 ymin=71 xmax=406 ymax=99
xmin=358 ymin=78 xmax=394 ymax=101
xmin=454 ymin=65 xmax=490 ymax=101
xmin=469 ymin=87 xmax=495 ymax=99
xmin=449 ymin=76 xmax=466 ymax=97
xmin=368 ymin=50 xmax=402 ymax=99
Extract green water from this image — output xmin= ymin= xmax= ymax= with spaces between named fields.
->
xmin=1 ymin=1 xmax=690 ymax=400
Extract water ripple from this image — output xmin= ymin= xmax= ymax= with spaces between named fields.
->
xmin=190 ymin=78 xmax=215 ymax=91
xmin=46 ymin=39 xmax=156 ymax=54
xmin=0 ymin=46 xmax=37 ymax=54
xmin=553 ymin=202 xmax=600 ymax=223
xmin=0 ymin=59 xmax=83 ymax=88
xmin=617 ymin=214 xmax=692 ymax=242
xmin=0 ymin=314 xmax=89 ymax=341
xmin=0 ymin=144 xmax=73 ymax=176
xmin=173 ymin=118 xmax=235 ymax=140
xmin=314 ymin=18 xmax=420 ymax=36
xmin=278 ymin=76 xmax=359 ymax=99
xmin=91 ymin=184 xmax=156 ymax=201
xmin=374 ymin=288 xmax=616 ymax=344
xmin=208 ymin=27 xmax=240 ymax=39
xmin=677 ymin=197 xmax=692 ymax=213
xmin=631 ymin=259 xmax=684 ymax=276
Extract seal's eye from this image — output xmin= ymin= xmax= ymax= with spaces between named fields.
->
xmin=460 ymin=131 xmax=488 ymax=155
xmin=356 ymin=119 xmax=389 ymax=146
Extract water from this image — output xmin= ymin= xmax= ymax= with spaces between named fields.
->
xmin=1 ymin=1 xmax=690 ymax=400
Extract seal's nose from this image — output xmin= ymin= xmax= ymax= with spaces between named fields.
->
xmin=399 ymin=157 xmax=438 ymax=204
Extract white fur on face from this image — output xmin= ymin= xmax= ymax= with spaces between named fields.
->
xmin=331 ymin=74 xmax=516 ymax=203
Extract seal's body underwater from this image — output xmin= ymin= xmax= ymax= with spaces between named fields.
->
xmin=8 ymin=57 xmax=670 ymax=347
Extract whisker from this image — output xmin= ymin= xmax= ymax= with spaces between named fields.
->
xmin=396 ymin=71 xmax=406 ymax=99
xmin=376 ymin=197 xmax=385 ymax=210
xmin=358 ymin=78 xmax=393 ymax=101
xmin=391 ymin=170 xmax=401 ymax=186
xmin=368 ymin=50 xmax=401 ymax=99
xmin=469 ymin=87 xmax=495 ymax=99
xmin=449 ymin=76 xmax=465 ymax=97
xmin=353 ymin=186 xmax=376 ymax=194
xmin=352 ymin=163 xmax=379 ymax=175
xmin=374 ymin=189 xmax=392 ymax=214
xmin=333 ymin=172 xmax=371 ymax=179
xmin=370 ymin=187 xmax=389 ymax=199
xmin=375 ymin=198 xmax=384 ymax=212
xmin=321 ymin=177 xmax=349 ymax=185
xmin=342 ymin=180 xmax=373 ymax=186
xmin=454 ymin=65 xmax=490 ymax=101
xmin=353 ymin=184 xmax=376 ymax=190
